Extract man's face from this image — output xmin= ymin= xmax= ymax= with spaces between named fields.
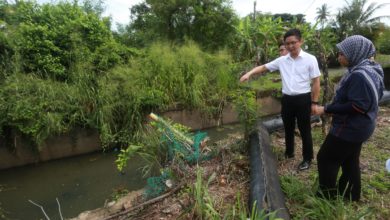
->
xmin=284 ymin=35 xmax=302 ymax=56
xmin=279 ymin=45 xmax=288 ymax=56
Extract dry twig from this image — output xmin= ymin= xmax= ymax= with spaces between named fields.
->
xmin=28 ymin=200 xmax=50 ymax=220
xmin=103 ymin=182 xmax=186 ymax=220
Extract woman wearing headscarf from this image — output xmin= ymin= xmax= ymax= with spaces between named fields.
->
xmin=313 ymin=35 xmax=384 ymax=201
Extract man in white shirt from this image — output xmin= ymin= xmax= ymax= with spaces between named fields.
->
xmin=240 ymin=29 xmax=321 ymax=171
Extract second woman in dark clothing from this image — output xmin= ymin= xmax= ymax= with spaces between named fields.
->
xmin=313 ymin=35 xmax=384 ymax=201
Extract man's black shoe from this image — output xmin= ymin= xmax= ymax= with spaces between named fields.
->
xmin=298 ymin=160 xmax=311 ymax=170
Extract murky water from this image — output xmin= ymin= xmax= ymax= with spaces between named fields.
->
xmin=0 ymin=124 xmax=243 ymax=220
xmin=202 ymin=123 xmax=243 ymax=142
xmin=0 ymin=151 xmax=147 ymax=220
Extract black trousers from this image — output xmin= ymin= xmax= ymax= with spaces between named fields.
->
xmin=281 ymin=92 xmax=313 ymax=161
xmin=317 ymin=134 xmax=363 ymax=201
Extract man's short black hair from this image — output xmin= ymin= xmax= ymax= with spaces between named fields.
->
xmin=284 ymin=28 xmax=301 ymax=41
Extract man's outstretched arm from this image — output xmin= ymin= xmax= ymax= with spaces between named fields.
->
xmin=240 ymin=65 xmax=269 ymax=82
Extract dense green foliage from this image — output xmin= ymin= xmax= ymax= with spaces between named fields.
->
xmin=332 ymin=0 xmax=389 ymax=40
xmin=0 ymin=1 xmax=237 ymax=149
xmin=0 ymin=0 xmax=128 ymax=80
xmin=0 ymin=0 xmax=389 ymax=151
xmin=376 ymin=28 xmax=390 ymax=54
xmin=0 ymin=74 xmax=89 ymax=145
xmin=231 ymin=15 xmax=285 ymax=65
xmin=0 ymin=0 xmax=129 ymax=148
xmin=126 ymin=0 xmax=239 ymax=50
xmin=0 ymin=0 xmax=246 ymax=150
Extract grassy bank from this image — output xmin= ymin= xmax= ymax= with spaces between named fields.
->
xmin=271 ymin=105 xmax=390 ymax=219
xmin=68 ymin=107 xmax=389 ymax=220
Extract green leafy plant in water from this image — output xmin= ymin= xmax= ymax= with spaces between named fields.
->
xmin=232 ymin=89 xmax=258 ymax=141
xmin=116 ymin=145 xmax=143 ymax=172
xmin=114 ymin=125 xmax=165 ymax=177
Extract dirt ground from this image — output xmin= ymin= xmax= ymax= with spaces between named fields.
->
xmin=126 ymin=135 xmax=250 ymax=220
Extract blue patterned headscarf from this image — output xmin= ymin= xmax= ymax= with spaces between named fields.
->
xmin=336 ymin=35 xmax=384 ymax=101
xmin=336 ymin=35 xmax=376 ymax=66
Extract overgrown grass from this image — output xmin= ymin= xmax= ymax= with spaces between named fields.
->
xmin=0 ymin=41 xmax=241 ymax=150
xmin=96 ymin=41 xmax=238 ymax=147
xmin=247 ymin=72 xmax=282 ymax=92
xmin=281 ymin=175 xmax=373 ymax=220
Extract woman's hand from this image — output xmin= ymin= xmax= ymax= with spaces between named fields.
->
xmin=312 ymin=105 xmax=325 ymax=115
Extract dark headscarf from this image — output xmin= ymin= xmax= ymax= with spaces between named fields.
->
xmin=336 ymin=35 xmax=375 ymax=66
xmin=336 ymin=35 xmax=384 ymax=101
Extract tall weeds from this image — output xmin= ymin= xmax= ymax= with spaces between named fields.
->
xmin=96 ymin=41 xmax=237 ymax=148
xmin=0 ymin=41 xmax=238 ymax=152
